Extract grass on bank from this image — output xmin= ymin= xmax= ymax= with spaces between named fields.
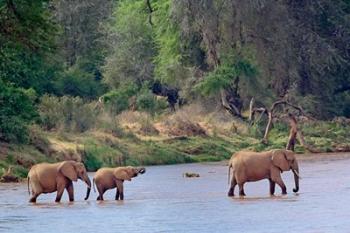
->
xmin=1 ymin=109 xmax=350 ymax=180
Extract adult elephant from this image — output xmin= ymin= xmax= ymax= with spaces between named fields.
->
xmin=27 ymin=161 xmax=91 ymax=203
xmin=227 ymin=149 xmax=300 ymax=197
xmin=93 ymin=166 xmax=146 ymax=201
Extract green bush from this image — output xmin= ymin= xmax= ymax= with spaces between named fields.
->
xmin=82 ymin=144 xmax=103 ymax=171
xmin=195 ymin=53 xmax=258 ymax=96
xmin=102 ymin=83 xmax=137 ymax=114
xmin=54 ymin=66 xmax=105 ymax=99
xmin=136 ymin=90 xmax=157 ymax=113
xmin=38 ymin=95 xmax=97 ymax=132
xmin=0 ymin=81 xmax=38 ymax=143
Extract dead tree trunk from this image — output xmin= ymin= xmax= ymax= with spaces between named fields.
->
xmin=262 ymin=110 xmax=273 ymax=144
xmin=286 ymin=114 xmax=298 ymax=151
xmin=297 ymin=131 xmax=321 ymax=153
xmin=286 ymin=114 xmax=321 ymax=153
xmin=220 ymin=89 xmax=242 ymax=117
xmin=249 ymin=97 xmax=255 ymax=122
xmin=145 ymin=0 xmax=153 ymax=26
xmin=262 ymin=100 xmax=305 ymax=144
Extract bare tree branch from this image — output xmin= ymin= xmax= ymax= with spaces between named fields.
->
xmin=261 ymin=99 xmax=313 ymax=144
xmin=145 ymin=0 xmax=153 ymax=26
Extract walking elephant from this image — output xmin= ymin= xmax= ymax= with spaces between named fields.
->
xmin=27 ymin=161 xmax=91 ymax=203
xmin=93 ymin=166 xmax=146 ymax=200
xmin=227 ymin=149 xmax=300 ymax=197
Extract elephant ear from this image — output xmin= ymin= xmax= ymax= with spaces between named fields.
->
xmin=285 ymin=150 xmax=296 ymax=161
xmin=58 ymin=161 xmax=78 ymax=181
xmin=114 ymin=168 xmax=132 ymax=181
xmin=272 ymin=150 xmax=290 ymax=171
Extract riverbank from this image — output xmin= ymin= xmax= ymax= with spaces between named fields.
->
xmin=1 ymin=110 xmax=350 ymax=181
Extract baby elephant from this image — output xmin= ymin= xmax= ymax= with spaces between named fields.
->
xmin=228 ymin=149 xmax=300 ymax=197
xmin=93 ymin=166 xmax=146 ymax=200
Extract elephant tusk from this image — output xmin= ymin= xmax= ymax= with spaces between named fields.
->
xmin=292 ymin=169 xmax=302 ymax=179
xmin=139 ymin=168 xmax=146 ymax=174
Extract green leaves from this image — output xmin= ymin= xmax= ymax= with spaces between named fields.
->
xmin=0 ymin=80 xmax=38 ymax=143
xmin=153 ymin=0 xmax=182 ymax=85
xmin=195 ymin=54 xmax=258 ymax=96
xmin=103 ymin=0 xmax=155 ymax=89
xmin=102 ymin=83 xmax=138 ymax=114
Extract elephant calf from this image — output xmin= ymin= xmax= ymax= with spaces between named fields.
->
xmin=27 ymin=161 xmax=92 ymax=203
xmin=93 ymin=166 xmax=146 ymax=200
xmin=228 ymin=149 xmax=300 ymax=197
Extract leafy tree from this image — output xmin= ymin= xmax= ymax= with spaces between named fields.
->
xmin=53 ymin=0 xmax=113 ymax=99
xmin=0 ymin=0 xmax=59 ymax=94
xmin=136 ymin=86 xmax=157 ymax=114
xmin=54 ymin=62 xmax=107 ymax=99
xmin=0 ymin=80 xmax=38 ymax=143
xmin=101 ymin=83 xmax=138 ymax=114
xmin=152 ymin=0 xmax=183 ymax=86
xmin=103 ymin=0 xmax=155 ymax=89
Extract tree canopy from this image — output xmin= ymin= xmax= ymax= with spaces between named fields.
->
xmin=1 ymin=0 xmax=350 ymax=143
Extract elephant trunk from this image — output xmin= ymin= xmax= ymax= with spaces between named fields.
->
xmin=82 ymin=175 xmax=92 ymax=200
xmin=292 ymin=162 xmax=299 ymax=193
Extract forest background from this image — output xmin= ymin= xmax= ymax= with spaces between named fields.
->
xmin=1 ymin=0 xmax=350 ymax=179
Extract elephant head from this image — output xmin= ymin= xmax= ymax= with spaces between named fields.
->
xmin=58 ymin=161 xmax=92 ymax=200
xmin=114 ymin=166 xmax=146 ymax=181
xmin=272 ymin=149 xmax=300 ymax=193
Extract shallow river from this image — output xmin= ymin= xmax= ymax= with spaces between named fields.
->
xmin=1 ymin=154 xmax=350 ymax=233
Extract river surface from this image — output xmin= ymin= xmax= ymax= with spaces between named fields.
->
xmin=1 ymin=154 xmax=350 ymax=233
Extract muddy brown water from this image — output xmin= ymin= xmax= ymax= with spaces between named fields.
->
xmin=1 ymin=153 xmax=350 ymax=232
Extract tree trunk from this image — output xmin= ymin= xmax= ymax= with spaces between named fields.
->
xmin=220 ymin=89 xmax=242 ymax=117
xmin=249 ymin=97 xmax=255 ymax=122
xmin=297 ymin=131 xmax=321 ymax=153
xmin=261 ymin=100 xmax=306 ymax=144
xmin=286 ymin=114 xmax=298 ymax=151
xmin=262 ymin=110 xmax=273 ymax=144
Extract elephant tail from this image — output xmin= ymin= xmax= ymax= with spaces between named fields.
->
xmin=92 ymin=178 xmax=96 ymax=192
xmin=27 ymin=176 xmax=30 ymax=195
xmin=228 ymin=163 xmax=231 ymax=186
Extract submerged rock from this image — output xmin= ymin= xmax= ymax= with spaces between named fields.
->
xmin=0 ymin=167 xmax=20 ymax=183
xmin=183 ymin=172 xmax=200 ymax=178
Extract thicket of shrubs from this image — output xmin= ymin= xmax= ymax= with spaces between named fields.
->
xmin=39 ymin=95 xmax=99 ymax=132
xmin=0 ymin=81 xmax=38 ymax=143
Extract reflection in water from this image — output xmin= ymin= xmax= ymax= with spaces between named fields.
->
xmin=1 ymin=156 xmax=350 ymax=232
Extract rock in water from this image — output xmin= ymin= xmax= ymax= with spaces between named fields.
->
xmin=183 ymin=172 xmax=200 ymax=178
xmin=0 ymin=167 xmax=19 ymax=183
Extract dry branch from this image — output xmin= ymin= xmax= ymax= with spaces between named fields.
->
xmin=145 ymin=0 xmax=153 ymax=26
xmin=261 ymin=99 xmax=314 ymax=144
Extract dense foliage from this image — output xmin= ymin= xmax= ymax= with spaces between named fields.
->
xmin=1 ymin=0 xmax=350 ymax=144
xmin=0 ymin=80 xmax=38 ymax=142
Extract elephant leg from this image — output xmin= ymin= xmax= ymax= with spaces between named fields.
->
xmin=115 ymin=189 xmax=120 ymax=200
xmin=55 ymin=177 xmax=66 ymax=202
xmin=274 ymin=177 xmax=287 ymax=195
xmin=96 ymin=185 xmax=105 ymax=201
xmin=228 ymin=177 xmax=237 ymax=197
xmin=238 ymin=183 xmax=246 ymax=196
xmin=66 ymin=181 xmax=74 ymax=202
xmin=55 ymin=187 xmax=65 ymax=202
xmin=269 ymin=179 xmax=276 ymax=195
xmin=116 ymin=180 xmax=124 ymax=200
xmin=271 ymin=168 xmax=287 ymax=195
xmin=29 ymin=193 xmax=40 ymax=203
